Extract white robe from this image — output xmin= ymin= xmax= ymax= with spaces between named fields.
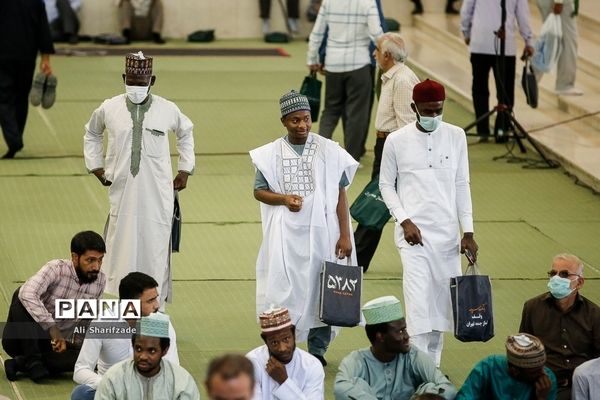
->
xmin=246 ymin=345 xmax=325 ymax=400
xmin=84 ymin=94 xmax=195 ymax=303
xmin=250 ymin=133 xmax=358 ymax=341
xmin=379 ymin=122 xmax=474 ymax=336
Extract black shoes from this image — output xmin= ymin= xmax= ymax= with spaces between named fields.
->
xmin=28 ymin=361 xmax=49 ymax=383
xmin=4 ymin=359 xmax=17 ymax=381
xmin=153 ymin=32 xmax=166 ymax=44
xmin=2 ymin=145 xmax=23 ymax=159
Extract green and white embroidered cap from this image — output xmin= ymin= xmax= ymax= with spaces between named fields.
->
xmin=362 ymin=295 xmax=404 ymax=325
xmin=137 ymin=312 xmax=170 ymax=338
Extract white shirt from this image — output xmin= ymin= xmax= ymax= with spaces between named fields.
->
xmin=460 ymin=0 xmax=534 ymax=56
xmin=379 ymin=121 xmax=474 ymax=237
xmin=572 ymin=357 xmax=600 ymax=400
xmin=375 ymin=63 xmax=420 ymax=133
xmin=246 ymin=345 xmax=325 ymax=400
xmin=73 ymin=318 xmax=179 ymax=389
xmin=307 ymin=0 xmax=383 ymax=72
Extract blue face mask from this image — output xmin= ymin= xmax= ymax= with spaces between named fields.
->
xmin=547 ymin=275 xmax=575 ymax=299
xmin=415 ymin=109 xmax=443 ymax=132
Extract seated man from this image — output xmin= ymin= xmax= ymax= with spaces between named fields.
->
xmin=118 ymin=0 xmax=165 ymax=44
xmin=571 ymin=356 xmax=600 ymax=400
xmin=95 ymin=313 xmax=199 ymax=399
xmin=520 ymin=254 xmax=600 ymax=400
xmin=456 ymin=333 xmax=557 ymax=399
xmin=246 ymin=307 xmax=325 ymax=399
xmin=205 ymin=354 xmax=255 ymax=400
xmin=334 ymin=296 xmax=456 ymax=399
xmin=2 ymin=231 xmax=106 ymax=382
xmin=44 ymin=0 xmax=81 ymax=44
xmin=71 ymin=272 xmax=179 ymax=400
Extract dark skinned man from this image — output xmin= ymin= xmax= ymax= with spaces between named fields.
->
xmin=246 ymin=307 xmax=324 ymax=399
xmin=83 ymin=51 xmax=195 ymax=307
xmin=334 ymin=296 xmax=456 ymax=399
xmin=379 ymin=79 xmax=478 ymax=367
xmin=250 ymin=91 xmax=359 ymax=365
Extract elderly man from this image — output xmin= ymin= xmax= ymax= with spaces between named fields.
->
xmin=246 ymin=308 xmax=325 ymax=399
xmin=71 ymin=272 xmax=179 ymax=400
xmin=307 ymin=0 xmax=383 ymax=161
xmin=353 ymin=32 xmax=420 ymax=272
xmin=334 ymin=296 xmax=456 ymax=399
xmin=95 ymin=313 xmax=199 ymax=399
xmin=379 ymin=79 xmax=478 ymax=367
xmin=250 ymin=90 xmax=358 ymax=365
xmin=520 ymin=254 xmax=600 ymax=400
xmin=457 ymin=333 xmax=557 ymax=399
xmin=2 ymin=231 xmax=106 ymax=382
xmin=84 ymin=51 xmax=195 ymax=306
xmin=206 ymin=354 xmax=255 ymax=400
xmin=460 ymin=0 xmax=534 ymax=142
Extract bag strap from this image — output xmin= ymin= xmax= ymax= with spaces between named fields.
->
xmin=465 ymin=262 xmax=480 ymax=275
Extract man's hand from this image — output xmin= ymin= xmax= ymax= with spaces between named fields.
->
xmin=93 ymin=169 xmax=112 ymax=186
xmin=284 ymin=195 xmax=303 ymax=212
xmin=335 ymin=235 xmax=352 ymax=259
xmin=40 ymin=54 xmax=52 ymax=76
xmin=534 ymin=371 xmax=552 ymax=400
xmin=266 ymin=356 xmax=288 ymax=385
xmin=460 ymin=233 xmax=479 ymax=262
xmin=173 ymin=171 xmax=190 ymax=191
xmin=308 ymin=64 xmax=322 ymax=73
xmin=523 ymin=45 xmax=534 ymax=59
xmin=401 ymin=219 xmax=423 ymax=246
xmin=48 ymin=325 xmax=66 ymax=353
xmin=553 ymin=2 xmax=563 ymax=14
xmin=464 ymin=37 xmax=470 ymax=45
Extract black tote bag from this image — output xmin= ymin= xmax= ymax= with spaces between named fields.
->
xmin=521 ymin=58 xmax=538 ymax=109
xmin=171 ymin=191 xmax=182 ymax=252
xmin=450 ymin=261 xmax=494 ymax=342
xmin=319 ymin=260 xmax=363 ymax=327
xmin=300 ymin=71 xmax=322 ymax=122
xmin=349 ymin=176 xmax=391 ymax=230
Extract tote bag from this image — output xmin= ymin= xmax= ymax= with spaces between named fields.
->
xmin=350 ymin=176 xmax=391 ymax=230
xmin=300 ymin=71 xmax=322 ymax=122
xmin=319 ymin=260 xmax=363 ymax=327
xmin=450 ymin=260 xmax=495 ymax=342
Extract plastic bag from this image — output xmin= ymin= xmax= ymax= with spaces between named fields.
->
xmin=531 ymin=14 xmax=562 ymax=73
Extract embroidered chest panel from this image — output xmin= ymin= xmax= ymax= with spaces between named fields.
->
xmin=280 ymin=139 xmax=319 ymax=197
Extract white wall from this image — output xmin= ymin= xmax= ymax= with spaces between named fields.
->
xmin=79 ymin=0 xmax=435 ymax=40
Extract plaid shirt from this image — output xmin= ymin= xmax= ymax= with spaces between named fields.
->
xmin=19 ymin=259 xmax=106 ymax=333
xmin=307 ymin=0 xmax=383 ymax=73
xmin=375 ymin=63 xmax=420 ymax=133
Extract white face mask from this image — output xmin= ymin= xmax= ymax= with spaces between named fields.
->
xmin=125 ymin=85 xmax=150 ymax=104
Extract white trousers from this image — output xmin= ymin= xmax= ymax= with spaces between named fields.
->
xmin=411 ymin=331 xmax=444 ymax=367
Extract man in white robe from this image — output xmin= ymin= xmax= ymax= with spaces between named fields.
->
xmin=83 ymin=51 xmax=195 ymax=305
xmin=250 ymin=90 xmax=358 ymax=365
xmin=94 ymin=313 xmax=199 ymax=400
xmin=379 ymin=79 xmax=478 ymax=367
xmin=246 ymin=307 xmax=325 ymax=400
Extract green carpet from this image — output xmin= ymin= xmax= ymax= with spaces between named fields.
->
xmin=0 ymin=39 xmax=599 ymax=399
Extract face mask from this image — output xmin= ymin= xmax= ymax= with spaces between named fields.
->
xmin=125 ymin=85 xmax=150 ymax=104
xmin=416 ymin=109 xmax=443 ymax=132
xmin=547 ymin=275 xmax=575 ymax=299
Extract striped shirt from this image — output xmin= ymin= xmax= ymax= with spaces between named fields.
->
xmin=307 ymin=0 xmax=383 ymax=73
xmin=375 ymin=63 xmax=420 ymax=133
xmin=18 ymin=259 xmax=106 ymax=333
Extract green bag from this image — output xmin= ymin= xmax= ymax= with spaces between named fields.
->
xmin=300 ymin=71 xmax=322 ymax=122
xmin=350 ymin=176 xmax=391 ymax=230
xmin=187 ymin=30 xmax=215 ymax=42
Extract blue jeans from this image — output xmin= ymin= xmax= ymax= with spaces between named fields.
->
xmin=71 ymin=384 xmax=96 ymax=400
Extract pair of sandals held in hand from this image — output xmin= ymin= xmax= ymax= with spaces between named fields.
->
xmin=29 ymin=73 xmax=58 ymax=109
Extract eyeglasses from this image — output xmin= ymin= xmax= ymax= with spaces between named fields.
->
xmin=547 ymin=270 xmax=580 ymax=279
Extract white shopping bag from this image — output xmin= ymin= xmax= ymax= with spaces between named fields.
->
xmin=532 ymin=14 xmax=563 ymax=73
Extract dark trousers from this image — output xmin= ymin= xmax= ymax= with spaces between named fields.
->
xmin=49 ymin=0 xmax=80 ymax=40
xmin=318 ymin=65 xmax=373 ymax=161
xmin=2 ymin=288 xmax=79 ymax=375
xmin=470 ymin=53 xmax=516 ymax=137
xmin=259 ymin=0 xmax=300 ymax=18
xmin=353 ymin=136 xmax=386 ymax=271
xmin=0 ymin=59 xmax=35 ymax=152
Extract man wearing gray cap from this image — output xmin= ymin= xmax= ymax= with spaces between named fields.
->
xmin=250 ymin=90 xmax=359 ymax=366
xmin=334 ymin=296 xmax=456 ymax=399
xmin=456 ymin=333 xmax=557 ymax=399
xmin=95 ymin=313 xmax=199 ymax=399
